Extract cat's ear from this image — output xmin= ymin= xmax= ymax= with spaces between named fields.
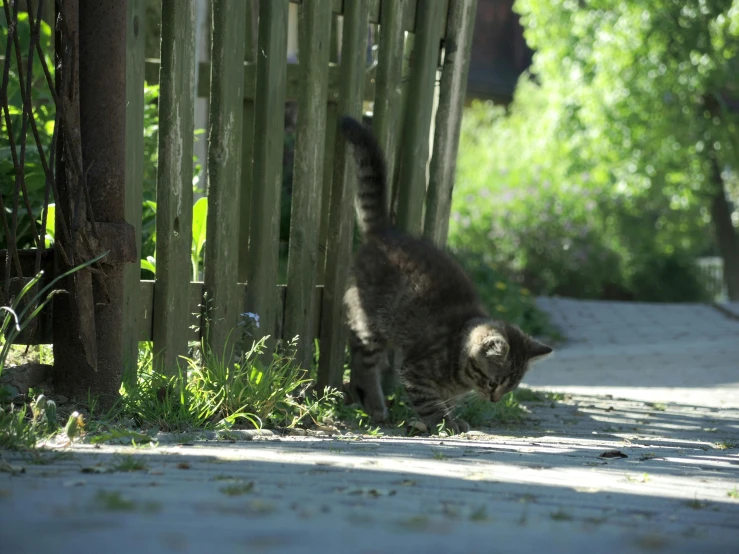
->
xmin=482 ymin=334 xmax=509 ymax=360
xmin=466 ymin=325 xmax=509 ymax=362
xmin=528 ymin=339 xmax=553 ymax=362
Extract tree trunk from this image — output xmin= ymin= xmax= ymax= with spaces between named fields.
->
xmin=710 ymin=159 xmax=739 ymax=301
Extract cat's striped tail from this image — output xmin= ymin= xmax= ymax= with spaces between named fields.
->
xmin=340 ymin=116 xmax=389 ymax=236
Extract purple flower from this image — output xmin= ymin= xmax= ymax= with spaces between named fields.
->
xmin=239 ymin=312 xmax=260 ymax=328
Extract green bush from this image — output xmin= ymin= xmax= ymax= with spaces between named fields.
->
xmin=449 ymin=97 xmax=713 ymax=303
xmin=0 ymin=10 xmax=55 ymax=250
xmin=452 ymin=250 xmax=556 ymax=337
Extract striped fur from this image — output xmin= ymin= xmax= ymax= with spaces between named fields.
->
xmin=340 ymin=117 xmax=552 ymax=433
xmin=340 ymin=116 xmax=389 ymax=235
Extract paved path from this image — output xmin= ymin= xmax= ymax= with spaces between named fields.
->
xmin=529 ymin=298 xmax=739 ymax=407
xmin=2 ymin=299 xmax=738 ymax=554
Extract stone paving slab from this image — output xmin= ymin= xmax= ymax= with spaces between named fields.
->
xmin=529 ymin=298 xmax=739 ymax=407
xmin=1 ymin=298 xmax=739 ymax=553
xmin=536 ymin=297 xmax=739 ymax=345
xmin=718 ymin=301 xmax=739 ymax=319
xmin=2 ymin=393 xmax=737 ymax=554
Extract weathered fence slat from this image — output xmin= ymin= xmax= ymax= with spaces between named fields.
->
xmin=373 ymin=0 xmax=410 ymax=214
xmin=284 ymin=0 xmax=334 ymax=369
xmin=178 ymin=58 xmax=385 ymax=104
xmin=152 ymin=0 xmax=196 ymax=375
xmin=245 ymin=0 xmax=289 ymax=348
xmin=395 ymin=1 xmax=446 ymax=235
xmin=289 ymin=0 xmax=417 ymax=32
xmin=424 ymin=0 xmax=477 ymax=247
xmin=238 ymin=2 xmax=257 ymax=283
xmin=317 ymin=0 xmax=370 ymax=390
xmin=10 ymin=1 xmax=482 ymax=414
xmin=137 ymin=281 xmax=324 ymax=346
xmin=123 ymin=0 xmax=146 ymax=380
xmin=317 ymin=15 xmax=344 ymax=285
xmin=203 ymin=0 xmax=247 ymax=357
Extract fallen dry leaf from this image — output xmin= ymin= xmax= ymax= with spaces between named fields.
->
xmin=599 ymin=450 xmax=628 ymax=459
xmin=0 ymin=459 xmax=25 ymax=475
xmin=80 ymin=465 xmax=113 ymax=474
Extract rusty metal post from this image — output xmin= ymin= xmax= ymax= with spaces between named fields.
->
xmin=53 ymin=0 xmax=133 ymax=404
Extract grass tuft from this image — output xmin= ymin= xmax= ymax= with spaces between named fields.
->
xmin=116 ymin=335 xmax=342 ymax=433
xmin=457 ymin=392 xmax=528 ymax=427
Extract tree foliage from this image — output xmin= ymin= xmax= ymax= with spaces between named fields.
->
xmin=450 ymin=0 xmax=739 ymax=301
xmin=517 ymin=0 xmax=739 ymax=185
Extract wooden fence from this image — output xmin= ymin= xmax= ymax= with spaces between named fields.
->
xmin=6 ymin=0 xmax=478 ymax=390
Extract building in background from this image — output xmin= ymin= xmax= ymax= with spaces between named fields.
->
xmin=467 ymin=0 xmax=532 ymax=103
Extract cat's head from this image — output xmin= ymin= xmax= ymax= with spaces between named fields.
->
xmin=461 ymin=319 xmax=552 ymax=402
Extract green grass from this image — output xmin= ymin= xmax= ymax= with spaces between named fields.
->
xmin=398 ymin=515 xmax=431 ymax=531
xmin=111 ymin=455 xmax=148 ymax=472
xmin=550 ymin=509 xmax=574 ymax=521
xmin=219 ymin=481 xmax=254 ymax=496
xmin=0 ymin=405 xmax=39 ymax=450
xmin=1 ymin=323 xmax=553 ymax=445
xmin=1 ymin=256 xmax=105 ymax=450
xmin=727 ymin=487 xmax=738 ymax=499
xmin=684 ymin=497 xmax=710 ymax=510
xmin=505 ymin=388 xmax=566 ymax=405
xmin=92 ymin=490 xmax=161 ymax=513
xmin=89 ymin=428 xmax=154 ymax=445
xmin=469 ymin=505 xmax=488 ymax=522
xmin=457 ymin=392 xmax=528 ymax=427
xmin=324 ymin=382 xmax=533 ymax=436
xmin=511 ymin=387 xmax=544 ymax=402
xmin=0 ymin=394 xmax=62 ymax=451
xmin=115 ymin=335 xmax=343 ymax=434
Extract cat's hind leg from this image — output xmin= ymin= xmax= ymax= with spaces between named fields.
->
xmin=347 ymin=331 xmax=389 ymax=422
xmin=345 ymin=288 xmax=389 ymax=423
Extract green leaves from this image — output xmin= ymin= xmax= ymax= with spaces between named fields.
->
xmin=1 ymin=8 xmax=56 ymax=250
xmin=1 ymin=251 xmax=110 ymax=377
xmin=191 ymin=197 xmax=208 ymax=281
xmin=450 ymin=0 xmax=736 ymax=301
xmin=138 ymin=197 xmax=208 ymax=281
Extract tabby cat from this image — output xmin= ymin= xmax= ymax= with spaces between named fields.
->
xmin=341 ymin=116 xmax=552 ymax=433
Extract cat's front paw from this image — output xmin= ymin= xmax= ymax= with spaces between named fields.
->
xmin=370 ymin=406 xmax=389 ymax=423
xmin=443 ymin=417 xmax=470 ymax=434
xmin=421 ymin=415 xmax=470 ymax=435
xmin=344 ymin=382 xmax=388 ymax=423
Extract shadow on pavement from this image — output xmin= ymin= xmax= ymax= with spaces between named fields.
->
xmin=2 ymin=437 xmax=738 ymax=554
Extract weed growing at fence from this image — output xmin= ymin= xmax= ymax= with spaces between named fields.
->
xmin=0 ymin=393 xmax=59 ymax=450
xmin=0 ymin=253 xmax=108 ymax=449
xmin=120 ymin=352 xmax=222 ymax=432
xmin=118 ymin=333 xmax=343 ymax=433
xmin=0 ymin=405 xmax=40 ymax=450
